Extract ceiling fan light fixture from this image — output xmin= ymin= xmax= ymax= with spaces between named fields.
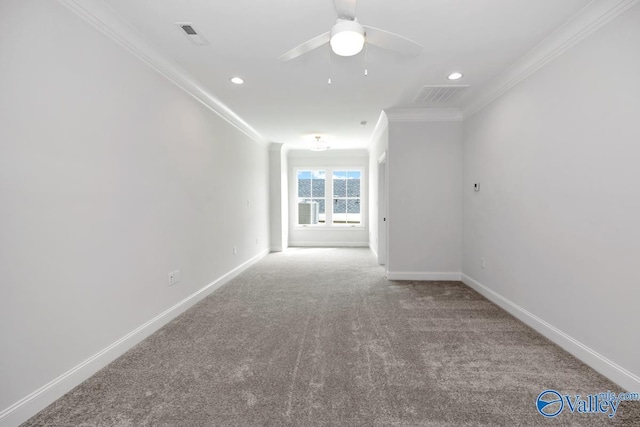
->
xmin=330 ymin=19 xmax=365 ymax=57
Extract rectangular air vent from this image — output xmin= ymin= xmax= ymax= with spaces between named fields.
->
xmin=181 ymin=25 xmax=197 ymax=35
xmin=176 ymin=22 xmax=209 ymax=46
xmin=413 ymin=85 xmax=470 ymax=104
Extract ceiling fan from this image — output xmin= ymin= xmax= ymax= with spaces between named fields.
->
xmin=278 ymin=0 xmax=423 ymax=61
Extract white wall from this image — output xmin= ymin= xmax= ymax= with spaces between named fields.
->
xmin=387 ymin=121 xmax=463 ymax=280
xmin=462 ymin=4 xmax=640 ymax=389
xmin=281 ymin=149 xmax=289 ymax=250
xmin=269 ymin=143 xmax=288 ymax=252
xmin=0 ymin=0 xmax=269 ymax=423
xmin=287 ymin=149 xmax=369 ymax=247
xmin=367 ymin=114 xmax=389 ymax=262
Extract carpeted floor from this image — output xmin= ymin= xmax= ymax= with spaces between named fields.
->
xmin=22 ymin=248 xmax=639 ymax=426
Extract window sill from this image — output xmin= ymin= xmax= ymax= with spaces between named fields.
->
xmin=294 ymin=225 xmax=365 ymax=230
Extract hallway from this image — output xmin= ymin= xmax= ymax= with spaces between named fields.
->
xmin=22 ymin=248 xmax=639 ymax=426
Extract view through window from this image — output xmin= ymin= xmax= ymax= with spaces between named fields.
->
xmin=296 ymin=169 xmax=362 ymax=226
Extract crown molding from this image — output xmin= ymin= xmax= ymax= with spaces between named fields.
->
xmin=56 ymin=0 xmax=267 ymax=146
xmin=462 ymin=0 xmax=640 ymax=118
xmin=385 ymin=108 xmax=464 ymax=122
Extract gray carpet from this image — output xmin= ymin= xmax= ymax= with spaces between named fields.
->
xmin=22 ymin=248 xmax=639 ymax=426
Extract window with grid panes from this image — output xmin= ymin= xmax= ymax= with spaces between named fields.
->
xmin=332 ymin=170 xmax=361 ymax=225
xmin=296 ymin=170 xmax=326 ymax=224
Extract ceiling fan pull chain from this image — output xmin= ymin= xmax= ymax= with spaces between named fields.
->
xmin=364 ymin=42 xmax=368 ymax=76
xmin=328 ymin=43 xmax=333 ymax=84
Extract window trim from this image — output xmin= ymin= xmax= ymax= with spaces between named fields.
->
xmin=294 ymin=166 xmax=365 ymax=230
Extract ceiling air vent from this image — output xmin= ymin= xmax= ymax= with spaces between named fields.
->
xmin=181 ymin=25 xmax=197 ymax=35
xmin=176 ymin=22 xmax=209 ymax=46
xmin=413 ymin=85 xmax=470 ymax=104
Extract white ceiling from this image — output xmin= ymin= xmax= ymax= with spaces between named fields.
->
xmin=102 ymin=0 xmax=591 ymax=149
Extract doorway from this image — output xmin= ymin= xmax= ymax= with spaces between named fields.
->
xmin=377 ymin=152 xmax=387 ymax=266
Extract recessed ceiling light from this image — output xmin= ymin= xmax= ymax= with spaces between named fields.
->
xmin=360 ymin=120 xmax=368 ymax=126
xmin=230 ymin=77 xmax=244 ymax=85
xmin=448 ymin=72 xmax=463 ymax=80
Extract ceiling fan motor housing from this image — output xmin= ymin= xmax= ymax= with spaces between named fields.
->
xmin=330 ymin=18 xmax=365 ymax=56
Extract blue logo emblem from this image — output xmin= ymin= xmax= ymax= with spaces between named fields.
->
xmin=537 ymin=390 xmax=564 ymax=417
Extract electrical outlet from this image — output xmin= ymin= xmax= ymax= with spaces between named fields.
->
xmin=480 ymin=257 xmax=486 ymax=269
xmin=233 ymin=246 xmax=237 ymax=255
xmin=255 ymin=238 xmax=259 ymax=245
xmin=168 ymin=270 xmax=180 ymax=286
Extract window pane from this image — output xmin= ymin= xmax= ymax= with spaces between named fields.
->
xmin=333 ymin=199 xmax=346 ymax=214
xmin=313 ymin=198 xmax=325 ymax=214
xmin=347 ymin=171 xmax=360 ymax=179
xmin=346 ymin=178 xmax=360 ymax=197
xmin=333 ymin=198 xmax=346 ymax=224
xmin=312 ymin=179 xmax=325 ymax=197
xmin=333 ymin=170 xmax=345 ymax=197
xmin=298 ymin=178 xmax=311 ymax=197
xmin=347 ymin=199 xmax=360 ymax=214
xmin=333 ymin=179 xmax=346 ymax=197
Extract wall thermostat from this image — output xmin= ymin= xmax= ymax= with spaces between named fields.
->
xmin=474 ymin=183 xmax=480 ymax=192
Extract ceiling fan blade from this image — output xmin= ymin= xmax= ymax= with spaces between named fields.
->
xmin=278 ymin=31 xmax=331 ymax=61
xmin=363 ymin=26 xmax=423 ymax=56
xmin=334 ymin=0 xmax=357 ymax=19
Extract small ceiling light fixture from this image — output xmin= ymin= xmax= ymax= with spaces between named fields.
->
xmin=230 ymin=76 xmax=244 ymax=85
xmin=360 ymin=120 xmax=368 ymax=126
xmin=448 ymin=72 xmax=463 ymax=80
xmin=310 ymin=135 xmax=330 ymax=151
xmin=330 ymin=18 xmax=365 ymax=57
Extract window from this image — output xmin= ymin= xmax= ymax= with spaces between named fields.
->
xmin=297 ymin=170 xmax=325 ymax=224
xmin=295 ymin=168 xmax=364 ymax=227
xmin=332 ymin=170 xmax=361 ymax=225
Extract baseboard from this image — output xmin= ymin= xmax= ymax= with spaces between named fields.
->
xmin=0 ymin=249 xmax=269 ymax=427
xmin=386 ymin=271 xmax=462 ymax=281
xmin=288 ymin=242 xmax=369 ymax=247
xmin=461 ymin=273 xmax=640 ymax=392
xmin=369 ymin=244 xmax=378 ymax=260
